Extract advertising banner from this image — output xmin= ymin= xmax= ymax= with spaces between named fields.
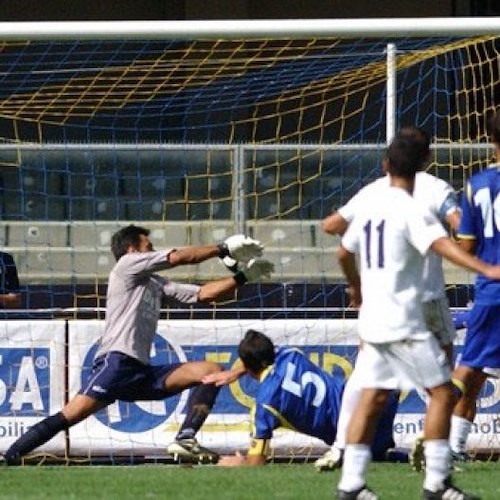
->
xmin=0 ymin=321 xmax=66 ymax=453
xmin=68 ymin=318 xmax=500 ymax=457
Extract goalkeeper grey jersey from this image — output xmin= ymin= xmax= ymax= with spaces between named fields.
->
xmin=95 ymin=250 xmax=200 ymax=365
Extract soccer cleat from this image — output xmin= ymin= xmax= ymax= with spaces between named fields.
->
xmin=422 ymin=477 xmax=480 ymax=500
xmin=410 ymin=435 xmax=425 ymax=472
xmin=1 ymin=451 xmax=22 ymax=466
xmin=314 ymin=446 xmax=344 ymax=472
xmin=337 ymin=485 xmax=379 ymax=500
xmin=166 ymin=438 xmax=219 ymax=464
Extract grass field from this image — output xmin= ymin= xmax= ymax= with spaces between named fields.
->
xmin=0 ymin=461 xmax=498 ymax=499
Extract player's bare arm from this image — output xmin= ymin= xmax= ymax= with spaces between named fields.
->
xmin=168 ymin=245 xmax=222 ymax=266
xmin=431 ymin=237 xmax=500 ymax=279
xmin=321 ymin=212 xmax=349 ymax=236
xmin=202 ymin=364 xmax=247 ymax=386
xmin=457 ymin=237 xmax=476 ymax=255
xmin=337 ymin=246 xmax=362 ymax=307
xmin=218 ymin=440 xmax=269 ymax=467
xmin=168 ymin=234 xmax=264 ymax=267
xmin=197 ymin=276 xmax=240 ymax=302
xmin=197 ymin=259 xmax=274 ymax=302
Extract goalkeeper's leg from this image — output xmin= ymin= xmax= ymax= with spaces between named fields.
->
xmin=165 ymin=362 xmax=222 ymax=463
xmin=3 ymin=412 xmax=70 ymax=465
xmin=3 ymin=394 xmax=104 ymax=465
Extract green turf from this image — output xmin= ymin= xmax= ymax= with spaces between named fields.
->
xmin=0 ymin=461 xmax=498 ymax=499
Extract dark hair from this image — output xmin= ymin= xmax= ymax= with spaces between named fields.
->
xmin=238 ymin=329 xmax=276 ymax=374
xmin=488 ymin=111 xmax=500 ymax=145
xmin=111 ymin=224 xmax=150 ymax=261
xmin=398 ymin=125 xmax=431 ymax=170
xmin=385 ymin=135 xmax=423 ymax=179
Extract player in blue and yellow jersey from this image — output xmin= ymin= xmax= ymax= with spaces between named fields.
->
xmin=449 ymin=111 xmax=500 ymax=461
xmin=205 ymin=329 xmax=398 ymax=466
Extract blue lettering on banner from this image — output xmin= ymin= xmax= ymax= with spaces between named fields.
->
xmin=81 ymin=334 xmax=182 ymax=433
xmin=0 ymin=348 xmax=50 ymax=416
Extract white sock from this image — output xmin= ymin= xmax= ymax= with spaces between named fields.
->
xmin=335 ymin=375 xmax=362 ymax=450
xmin=424 ymin=439 xmax=451 ymax=492
xmin=338 ymin=444 xmax=371 ymax=492
xmin=449 ymin=415 xmax=472 ymax=453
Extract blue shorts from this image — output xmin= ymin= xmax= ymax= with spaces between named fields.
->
xmin=460 ymin=303 xmax=500 ymax=370
xmin=79 ymin=351 xmax=182 ymax=403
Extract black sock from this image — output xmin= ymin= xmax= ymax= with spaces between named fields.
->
xmin=4 ymin=412 xmax=69 ymax=464
xmin=176 ymin=384 xmax=220 ymax=440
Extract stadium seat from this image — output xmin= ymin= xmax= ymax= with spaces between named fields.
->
xmin=187 ymin=220 xmax=237 ymax=246
xmin=70 ymin=222 xmax=123 ymax=248
xmin=68 ymin=221 xmax=238 ymax=251
xmin=10 ymin=246 xmax=113 ymax=284
xmin=263 ymin=247 xmax=342 ymax=281
xmin=6 ymin=221 xmax=69 ymax=247
xmin=247 ymin=220 xmax=315 ymax=249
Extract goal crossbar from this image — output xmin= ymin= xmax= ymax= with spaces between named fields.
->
xmin=0 ymin=17 xmax=499 ymax=41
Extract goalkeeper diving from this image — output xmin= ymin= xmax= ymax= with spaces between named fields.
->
xmin=3 ymin=226 xmax=274 ymax=466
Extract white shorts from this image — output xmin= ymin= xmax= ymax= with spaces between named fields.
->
xmin=422 ymin=297 xmax=456 ymax=346
xmin=356 ymin=333 xmax=451 ymax=391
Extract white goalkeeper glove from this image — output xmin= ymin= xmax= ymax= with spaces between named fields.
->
xmin=233 ymin=258 xmax=274 ymax=285
xmin=218 ymin=234 xmax=263 ymax=262
xmin=221 ymin=255 xmax=240 ymax=274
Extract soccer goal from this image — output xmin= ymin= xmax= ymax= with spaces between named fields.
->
xmin=0 ymin=18 xmax=498 ymax=463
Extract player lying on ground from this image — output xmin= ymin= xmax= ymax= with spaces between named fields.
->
xmin=202 ymin=329 xmax=399 ymax=466
xmin=2 ymin=225 xmax=273 ymax=466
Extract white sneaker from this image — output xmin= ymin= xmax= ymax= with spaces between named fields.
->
xmin=314 ymin=446 xmax=344 ymax=472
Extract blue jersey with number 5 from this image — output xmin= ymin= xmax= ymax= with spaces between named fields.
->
xmin=251 ymin=347 xmax=398 ymax=456
xmin=458 ymin=167 xmax=500 ymax=304
xmin=252 ymin=347 xmax=343 ymax=444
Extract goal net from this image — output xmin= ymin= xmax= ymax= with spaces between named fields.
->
xmin=0 ymin=20 xmax=498 ymax=462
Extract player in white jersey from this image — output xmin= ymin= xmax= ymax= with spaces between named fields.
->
xmin=3 ymin=225 xmax=274 ymax=466
xmin=316 ymin=127 xmax=461 ymax=473
xmin=335 ymin=134 xmax=500 ymax=499
xmin=324 ymin=126 xmax=460 ymax=357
